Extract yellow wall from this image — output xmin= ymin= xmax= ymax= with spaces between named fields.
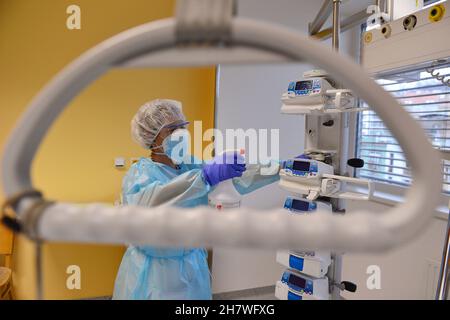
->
xmin=0 ymin=0 xmax=216 ymax=299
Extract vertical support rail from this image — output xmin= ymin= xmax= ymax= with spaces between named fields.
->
xmin=330 ymin=0 xmax=345 ymax=301
xmin=436 ymin=203 xmax=450 ymax=300
xmin=386 ymin=0 xmax=394 ymax=21
xmin=309 ymin=0 xmax=334 ymax=35
xmin=332 ymin=0 xmax=341 ymax=52
xmin=35 ymin=241 xmax=44 ymax=300
xmin=378 ymin=0 xmax=393 ymax=22
xmin=376 ymin=0 xmax=381 ymax=9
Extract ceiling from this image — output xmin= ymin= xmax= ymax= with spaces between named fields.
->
xmin=341 ymin=0 xmax=374 ymax=18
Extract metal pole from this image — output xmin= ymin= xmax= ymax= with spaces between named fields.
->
xmin=331 ymin=0 xmax=346 ymax=301
xmin=36 ymin=241 xmax=44 ymax=300
xmin=376 ymin=0 xmax=382 ymax=12
xmin=309 ymin=0 xmax=334 ymax=35
xmin=312 ymin=10 xmax=370 ymax=41
xmin=332 ymin=0 xmax=341 ymax=51
xmin=436 ymin=208 xmax=450 ymax=300
xmin=377 ymin=0 xmax=387 ymax=13
xmin=386 ymin=0 xmax=394 ymax=21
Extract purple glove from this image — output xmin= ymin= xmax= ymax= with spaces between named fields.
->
xmin=202 ymin=151 xmax=246 ymax=186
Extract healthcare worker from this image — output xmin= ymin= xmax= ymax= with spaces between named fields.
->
xmin=113 ymin=99 xmax=280 ymax=300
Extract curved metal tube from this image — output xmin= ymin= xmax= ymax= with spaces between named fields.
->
xmin=1 ymin=17 xmax=442 ymax=251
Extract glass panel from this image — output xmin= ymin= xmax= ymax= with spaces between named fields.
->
xmin=357 ymin=64 xmax=450 ymax=194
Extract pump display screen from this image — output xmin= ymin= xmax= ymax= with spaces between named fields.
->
xmin=295 ymin=81 xmax=313 ymax=91
xmin=292 ymin=161 xmax=311 ymax=172
xmin=289 ymin=274 xmax=306 ymax=289
xmin=291 ymin=199 xmax=310 ymax=211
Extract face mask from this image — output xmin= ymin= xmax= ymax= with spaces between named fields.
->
xmin=153 ymin=129 xmax=190 ymax=165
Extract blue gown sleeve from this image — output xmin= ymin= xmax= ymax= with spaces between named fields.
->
xmin=179 ymin=156 xmax=280 ymax=196
xmin=180 ymin=155 xmax=204 ymax=171
xmin=232 ymin=162 xmax=281 ymax=195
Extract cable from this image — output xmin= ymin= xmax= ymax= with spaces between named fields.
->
xmin=426 ymin=60 xmax=450 ymax=87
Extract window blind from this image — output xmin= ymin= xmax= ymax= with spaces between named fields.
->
xmin=356 ymin=61 xmax=450 ymax=193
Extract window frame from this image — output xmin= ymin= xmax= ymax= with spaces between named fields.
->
xmin=351 ymin=23 xmax=450 ymax=215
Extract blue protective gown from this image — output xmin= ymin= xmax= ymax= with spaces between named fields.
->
xmin=112 ymin=156 xmax=280 ymax=300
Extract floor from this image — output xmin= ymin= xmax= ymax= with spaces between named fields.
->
xmin=213 ymin=286 xmax=276 ymax=300
xmin=84 ymin=286 xmax=278 ymax=300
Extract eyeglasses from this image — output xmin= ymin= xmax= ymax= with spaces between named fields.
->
xmin=164 ymin=121 xmax=190 ymax=130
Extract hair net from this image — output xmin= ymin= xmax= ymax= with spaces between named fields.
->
xmin=131 ymin=99 xmax=186 ymax=149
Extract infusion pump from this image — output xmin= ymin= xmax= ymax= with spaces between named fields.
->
xmin=283 ymin=197 xmax=332 ymax=213
xmin=275 ymin=271 xmax=330 ymax=300
xmin=284 ymin=78 xmax=332 ymax=103
xmin=279 ymin=159 xmax=374 ymax=201
xmin=281 ymin=70 xmax=357 ymax=114
xmin=276 ymin=250 xmax=331 ymax=278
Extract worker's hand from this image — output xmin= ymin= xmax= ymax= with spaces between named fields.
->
xmin=202 ymin=151 xmax=246 ymax=186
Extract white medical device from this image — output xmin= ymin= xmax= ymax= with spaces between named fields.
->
xmin=281 ymin=70 xmax=357 ymax=114
xmin=275 ymin=270 xmax=329 ymax=300
xmin=281 ymin=159 xmax=334 ymax=181
xmin=276 ymin=251 xmax=331 ymax=278
xmin=283 ymin=197 xmax=331 ymax=213
xmin=279 ymin=159 xmax=374 ymax=201
xmin=278 ymin=196 xmax=332 ymax=282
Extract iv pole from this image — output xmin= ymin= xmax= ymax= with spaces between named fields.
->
xmin=436 ymin=152 xmax=450 ymax=300
xmin=436 ymin=200 xmax=450 ymax=300
xmin=330 ymin=0 xmax=346 ymax=301
xmin=435 ymin=146 xmax=450 ymax=300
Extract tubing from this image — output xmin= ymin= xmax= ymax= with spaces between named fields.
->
xmin=1 ymin=17 xmax=442 ymax=251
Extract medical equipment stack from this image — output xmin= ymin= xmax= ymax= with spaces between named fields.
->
xmin=275 ymin=70 xmax=369 ymax=300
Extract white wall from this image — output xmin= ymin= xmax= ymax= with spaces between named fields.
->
xmin=342 ymin=201 xmax=448 ymax=300
xmin=212 ymin=0 xmax=360 ymax=293
xmin=392 ymin=0 xmax=424 ymax=19
xmin=342 ymin=0 xmax=449 ymax=300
